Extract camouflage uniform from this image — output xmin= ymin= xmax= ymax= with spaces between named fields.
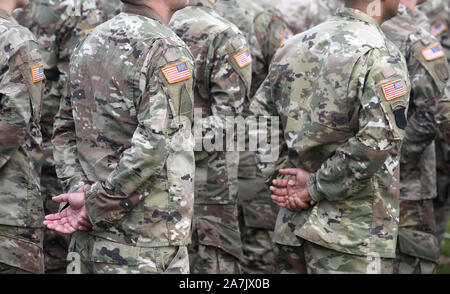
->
xmin=169 ymin=0 xmax=252 ymax=274
xmin=418 ymin=0 xmax=450 ymax=248
xmin=250 ymin=8 xmax=411 ymax=274
xmin=215 ymin=0 xmax=292 ymax=274
xmin=14 ymin=0 xmax=121 ymax=272
xmin=0 ymin=9 xmax=45 ymax=274
xmin=257 ymin=0 xmax=344 ymax=34
xmin=52 ymin=3 xmax=196 ymax=274
xmin=381 ymin=3 xmax=450 ymax=274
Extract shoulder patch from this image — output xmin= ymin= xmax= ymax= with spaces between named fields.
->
xmin=382 ymin=79 xmax=406 ymax=101
xmin=430 ymin=21 xmax=447 ymax=37
xmin=161 ymin=61 xmax=192 ymax=84
xmin=30 ymin=64 xmax=45 ymax=83
xmin=83 ymin=28 xmax=95 ymax=36
xmin=422 ymin=44 xmax=445 ymax=61
xmin=233 ymin=49 xmax=252 ymax=68
xmin=280 ymin=28 xmax=293 ymax=46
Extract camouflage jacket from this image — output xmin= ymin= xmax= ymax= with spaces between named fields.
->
xmin=169 ymin=0 xmax=252 ymax=259
xmin=215 ymin=0 xmax=292 ymax=182
xmin=0 ymin=9 xmax=44 ymax=228
xmin=52 ymin=4 xmax=196 ymax=247
xmin=14 ymin=0 xmax=122 ymax=168
xmin=382 ymin=4 xmax=449 ymax=201
xmin=251 ymin=8 xmax=410 ymax=258
xmin=260 ymin=0 xmax=344 ymax=34
xmin=437 ymin=80 xmax=450 ymax=145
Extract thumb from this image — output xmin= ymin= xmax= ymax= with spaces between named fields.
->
xmin=52 ymin=194 xmax=71 ymax=203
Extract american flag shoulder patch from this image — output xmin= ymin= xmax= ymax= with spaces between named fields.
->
xmin=234 ymin=49 xmax=252 ymax=68
xmin=161 ymin=61 xmax=192 ymax=84
xmin=30 ymin=64 xmax=45 ymax=83
xmin=382 ymin=79 xmax=406 ymax=101
xmin=422 ymin=44 xmax=445 ymax=61
xmin=280 ymin=28 xmax=293 ymax=46
xmin=431 ymin=21 xmax=446 ymax=37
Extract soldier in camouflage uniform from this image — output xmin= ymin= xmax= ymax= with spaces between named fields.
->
xmin=14 ymin=0 xmax=121 ymax=272
xmin=215 ymin=0 xmax=293 ymax=274
xmin=257 ymin=0 xmax=344 ymax=34
xmin=0 ymin=0 xmax=45 ymax=274
xmin=252 ymin=1 xmax=411 ymax=274
xmin=170 ymin=0 xmax=252 ymax=274
xmin=45 ymin=0 xmax=196 ymax=274
xmin=418 ymin=0 xmax=450 ymax=248
xmin=381 ymin=1 xmax=450 ymax=274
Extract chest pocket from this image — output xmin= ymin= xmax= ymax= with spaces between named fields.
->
xmin=412 ymin=41 xmax=450 ymax=92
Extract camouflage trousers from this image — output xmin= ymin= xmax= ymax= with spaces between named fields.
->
xmin=68 ymin=232 xmax=189 ymax=274
xmin=237 ymin=177 xmax=279 ymax=274
xmin=276 ymin=241 xmax=394 ymax=274
xmin=394 ymin=199 xmax=439 ymax=274
xmin=188 ymin=228 xmax=241 ymax=274
xmin=0 ymin=225 xmax=45 ymax=274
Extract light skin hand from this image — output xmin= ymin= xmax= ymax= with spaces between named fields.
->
xmin=43 ymin=185 xmax=92 ymax=234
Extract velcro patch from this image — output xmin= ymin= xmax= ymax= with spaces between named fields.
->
xmin=431 ymin=21 xmax=447 ymax=37
xmin=161 ymin=61 xmax=192 ymax=84
xmin=234 ymin=49 xmax=252 ymax=68
xmin=382 ymin=79 xmax=406 ymax=101
xmin=83 ymin=28 xmax=95 ymax=36
xmin=422 ymin=44 xmax=445 ymax=61
xmin=30 ymin=64 xmax=45 ymax=83
xmin=280 ymin=28 xmax=293 ymax=46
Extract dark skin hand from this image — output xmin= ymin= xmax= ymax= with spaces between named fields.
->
xmin=270 ymin=168 xmax=316 ymax=212
xmin=43 ymin=184 xmax=92 ymax=234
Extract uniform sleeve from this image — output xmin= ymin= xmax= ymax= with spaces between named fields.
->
xmin=196 ymin=31 xmax=251 ymax=155
xmin=436 ymin=80 xmax=450 ymax=144
xmin=249 ymin=60 xmax=285 ymax=183
xmin=0 ymin=40 xmax=44 ymax=169
xmin=52 ymin=82 xmax=88 ymax=193
xmin=399 ymin=43 xmax=449 ymax=161
xmin=306 ymin=49 xmax=410 ymax=202
xmin=254 ymin=11 xmax=292 ymax=66
xmin=84 ymin=46 xmax=195 ymax=229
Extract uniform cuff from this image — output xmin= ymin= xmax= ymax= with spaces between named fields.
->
xmin=307 ymin=173 xmax=326 ymax=202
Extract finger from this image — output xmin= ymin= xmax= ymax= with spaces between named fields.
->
xmin=45 ymin=213 xmax=62 ymax=221
xmin=310 ymin=200 xmax=316 ymax=206
xmin=270 ymin=186 xmax=288 ymax=196
xmin=272 ymin=179 xmax=289 ymax=187
xmin=271 ymin=195 xmax=287 ymax=203
xmin=51 ymin=194 xmax=71 ymax=203
xmin=279 ymin=168 xmax=302 ymax=176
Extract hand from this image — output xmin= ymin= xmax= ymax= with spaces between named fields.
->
xmin=270 ymin=168 xmax=316 ymax=212
xmin=43 ymin=187 xmax=92 ymax=234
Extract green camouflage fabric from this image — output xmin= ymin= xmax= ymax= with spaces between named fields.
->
xmin=52 ymin=4 xmax=196 ymax=272
xmin=0 ymin=9 xmax=45 ymax=274
xmin=68 ymin=233 xmax=188 ymax=274
xmin=381 ymin=4 xmax=450 ymax=272
xmin=258 ymin=0 xmax=344 ymax=34
xmin=169 ymin=0 xmax=252 ymax=274
xmin=215 ymin=0 xmax=292 ymax=274
xmin=14 ymin=0 xmax=121 ymax=272
xmin=419 ymin=0 xmax=450 ymax=247
xmin=250 ymin=8 xmax=411 ymax=269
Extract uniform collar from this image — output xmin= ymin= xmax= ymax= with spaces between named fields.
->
xmin=337 ymin=7 xmax=382 ymax=31
xmin=122 ymin=3 xmax=164 ymax=23
xmin=189 ymin=0 xmax=215 ymax=10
